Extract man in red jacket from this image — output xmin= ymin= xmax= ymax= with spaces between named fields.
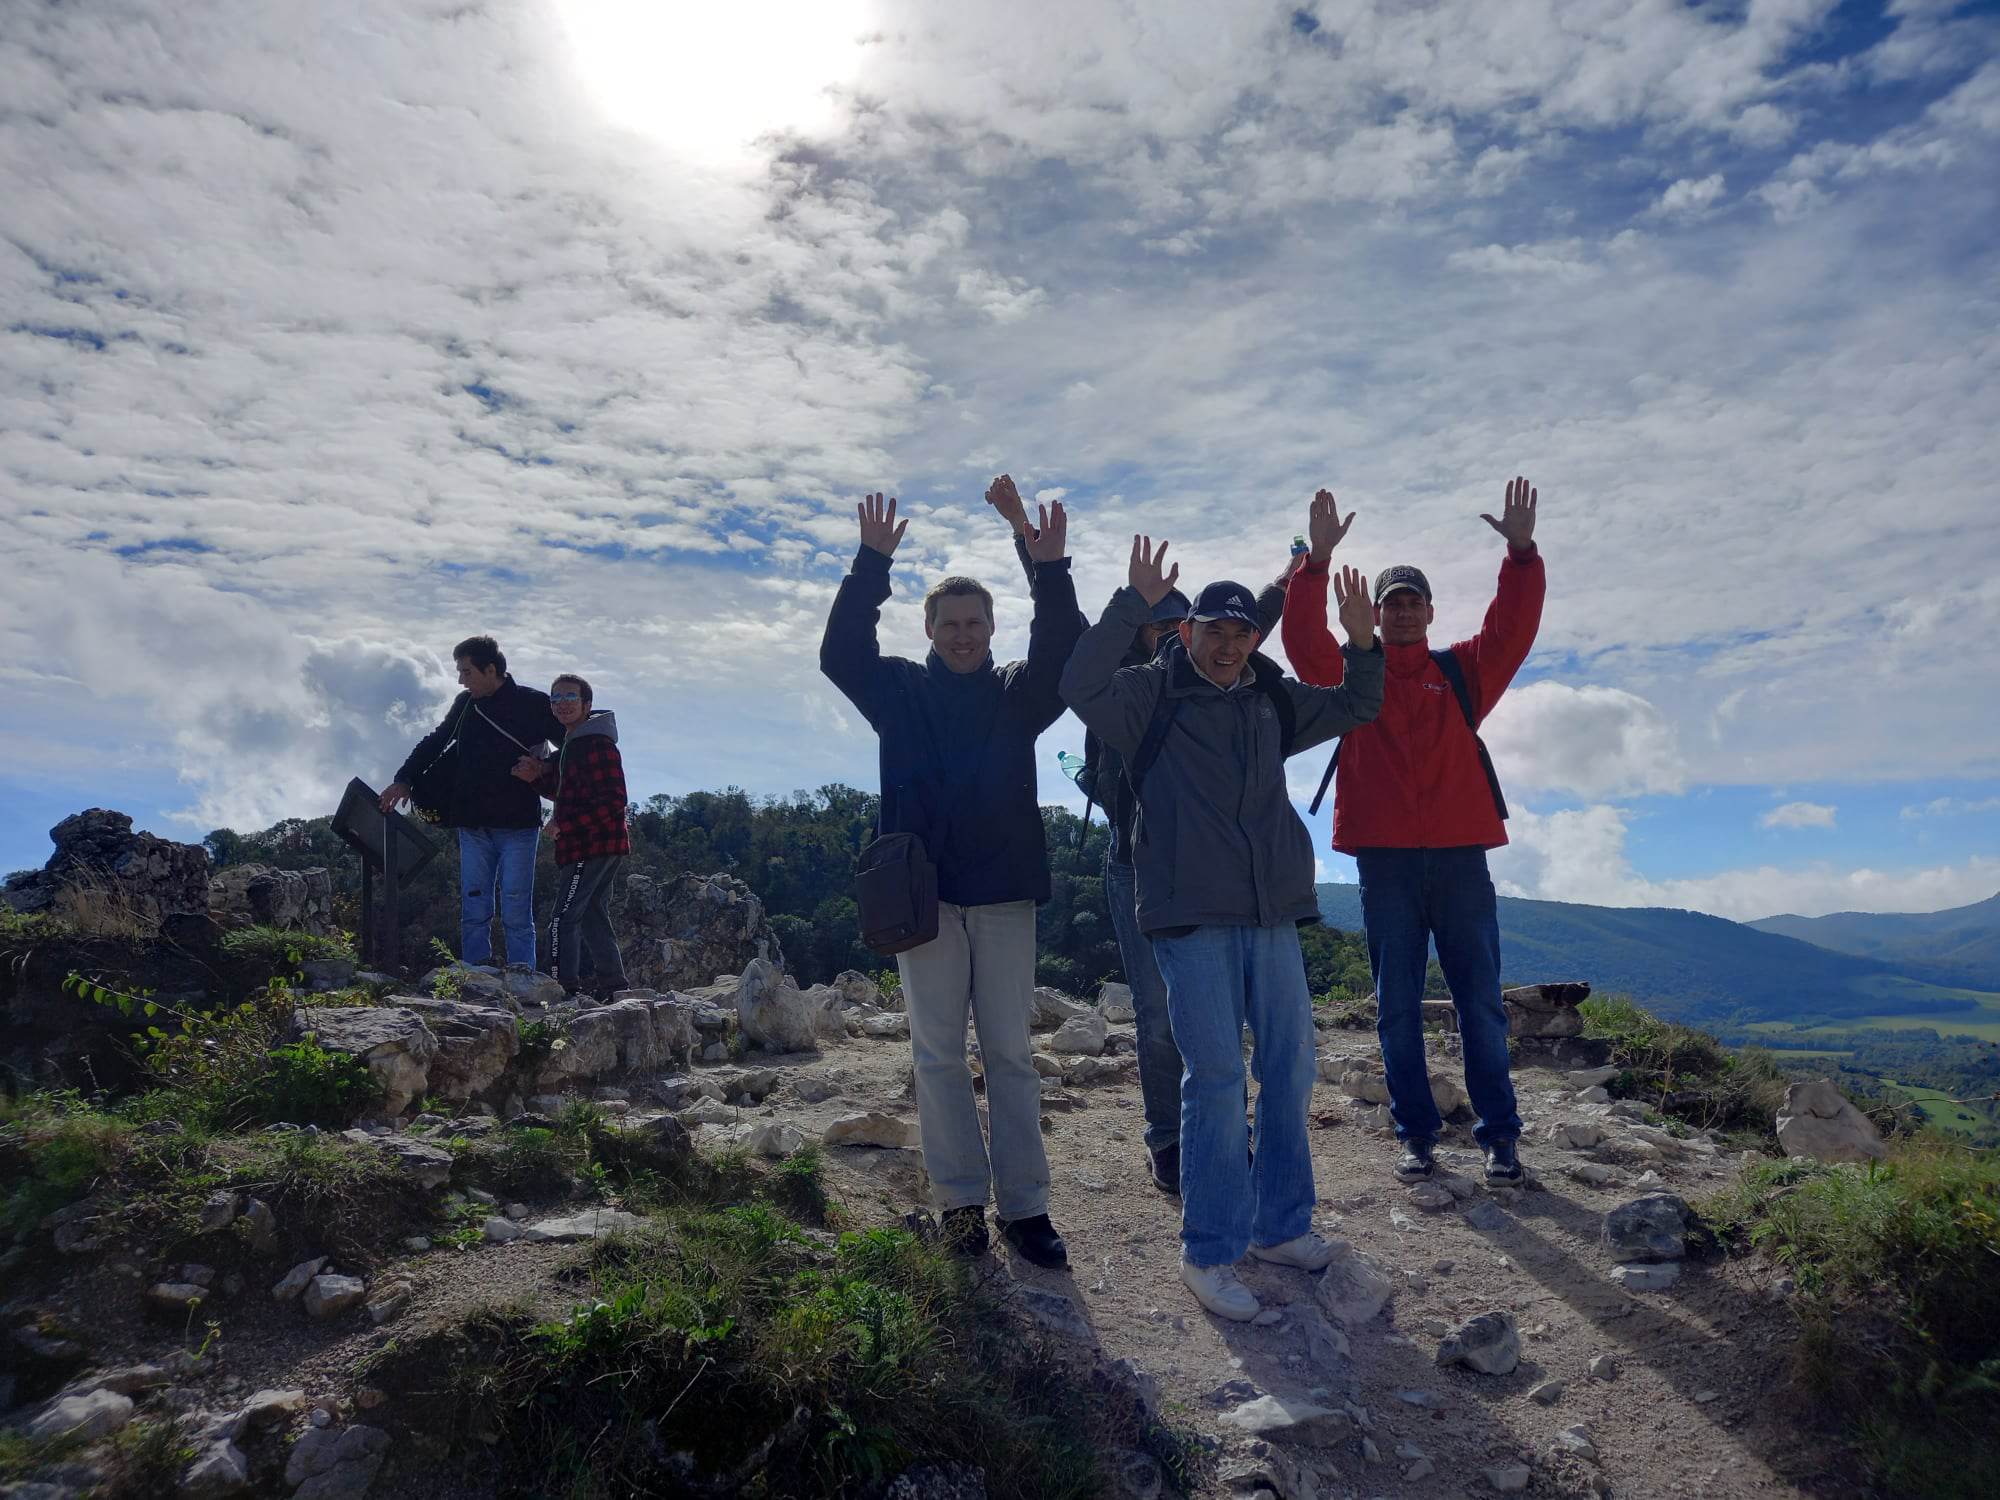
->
xmin=1282 ymin=479 xmax=1544 ymax=1183
xmin=513 ymin=674 xmax=631 ymax=1002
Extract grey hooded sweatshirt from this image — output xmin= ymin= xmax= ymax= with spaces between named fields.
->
xmin=1060 ymin=586 xmax=1385 ymax=934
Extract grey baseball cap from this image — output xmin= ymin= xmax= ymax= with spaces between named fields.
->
xmin=1373 ymin=564 xmax=1432 ymax=604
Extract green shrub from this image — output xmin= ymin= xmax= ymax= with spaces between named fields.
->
xmin=218 ymin=924 xmax=355 ymax=973
xmin=0 ymin=1091 xmax=132 ymax=1236
xmin=1700 ymin=1141 xmax=2000 ymax=1498
xmin=264 ymin=1036 xmax=376 ymax=1126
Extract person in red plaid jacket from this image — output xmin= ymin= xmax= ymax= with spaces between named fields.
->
xmin=512 ymin=674 xmax=631 ymax=1000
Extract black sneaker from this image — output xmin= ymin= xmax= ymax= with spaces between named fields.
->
xmin=1394 ymin=1139 xmax=1437 ymax=1181
xmin=1484 ymin=1139 xmax=1524 ymax=1184
xmin=1148 ymin=1142 xmax=1181 ymax=1196
xmin=1000 ymin=1213 xmax=1069 ymax=1269
xmin=941 ymin=1206 xmax=989 ymax=1258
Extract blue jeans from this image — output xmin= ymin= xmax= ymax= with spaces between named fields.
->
xmin=1105 ymin=856 xmax=1183 ymax=1153
xmin=1356 ymin=846 xmax=1522 ymax=1148
xmin=1150 ymin=923 xmax=1318 ymax=1267
xmin=457 ymin=826 xmax=540 ymax=968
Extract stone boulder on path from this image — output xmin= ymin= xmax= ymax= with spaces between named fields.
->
xmin=1503 ymin=981 xmax=1591 ymax=1039
xmin=1776 ymin=1079 xmax=1886 ymax=1163
xmin=732 ymin=959 xmax=821 ymax=1054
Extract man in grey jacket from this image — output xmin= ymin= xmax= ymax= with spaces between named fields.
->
xmin=1061 ymin=536 xmax=1384 ymax=1321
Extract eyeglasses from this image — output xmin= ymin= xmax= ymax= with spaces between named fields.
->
xmin=550 ymin=693 xmax=583 ymax=704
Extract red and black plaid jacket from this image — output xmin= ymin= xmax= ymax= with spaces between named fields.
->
xmin=534 ymin=716 xmax=631 ymax=866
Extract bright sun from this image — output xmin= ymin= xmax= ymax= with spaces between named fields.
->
xmin=554 ymin=0 xmax=874 ymax=166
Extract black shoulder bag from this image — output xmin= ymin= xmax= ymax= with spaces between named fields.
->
xmin=855 ymin=679 xmax=1004 ymax=957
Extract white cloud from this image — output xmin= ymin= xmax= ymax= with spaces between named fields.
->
xmin=1445 ymin=239 xmax=1598 ymax=279
xmin=1481 ymin=682 xmax=1686 ymax=799
xmin=1901 ymin=796 xmax=2000 ymax=820
xmin=1647 ymin=173 xmax=1727 ymax=221
xmin=1759 ymin=801 xmax=1838 ymax=830
xmin=1491 ymin=804 xmax=2000 ymax=920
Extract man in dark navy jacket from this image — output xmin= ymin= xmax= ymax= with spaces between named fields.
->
xmin=819 ymin=480 xmax=1083 ymax=1268
xmin=381 ymin=635 xmax=559 ymax=969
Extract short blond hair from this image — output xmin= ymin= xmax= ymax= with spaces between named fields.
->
xmin=923 ymin=576 xmax=994 ymax=628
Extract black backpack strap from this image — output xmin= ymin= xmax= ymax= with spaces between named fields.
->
xmin=1308 ymin=739 xmax=1341 ymax=816
xmin=1431 ymin=648 xmax=1509 ymax=821
xmin=1125 ymin=689 xmax=1182 ymax=793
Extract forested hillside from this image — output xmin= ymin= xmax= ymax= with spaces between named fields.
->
xmin=1748 ymin=891 xmax=2000 ymax=990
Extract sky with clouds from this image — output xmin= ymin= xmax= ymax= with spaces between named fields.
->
xmin=3 ymin=0 xmax=1996 ymax=922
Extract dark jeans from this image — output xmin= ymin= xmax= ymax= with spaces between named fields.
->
xmin=1356 ymin=846 xmax=1522 ymax=1148
xmin=546 ymin=856 xmax=629 ymax=994
xmin=1104 ymin=855 xmax=1183 ymax=1152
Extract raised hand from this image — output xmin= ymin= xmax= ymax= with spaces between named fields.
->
xmin=985 ymin=473 xmax=1029 ymax=535
xmin=1332 ymin=565 xmax=1375 ymax=647
xmin=1128 ymin=534 xmax=1180 ymax=606
xmin=1480 ymin=476 xmax=1538 ymax=552
xmin=1307 ymin=487 xmax=1355 ymax=564
xmin=1022 ymin=499 xmax=1068 ymax=562
xmin=857 ymin=491 xmax=907 ymax=557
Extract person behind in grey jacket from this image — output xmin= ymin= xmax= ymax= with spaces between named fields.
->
xmin=1061 ymin=535 xmax=1384 ymax=1323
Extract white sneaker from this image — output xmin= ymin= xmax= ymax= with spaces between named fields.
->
xmin=1181 ymin=1258 xmax=1260 ymax=1321
xmin=1249 ymin=1232 xmax=1334 ymax=1271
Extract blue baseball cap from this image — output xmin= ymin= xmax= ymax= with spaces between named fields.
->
xmin=1188 ymin=581 xmax=1259 ymax=628
xmin=1148 ymin=588 xmax=1191 ymax=624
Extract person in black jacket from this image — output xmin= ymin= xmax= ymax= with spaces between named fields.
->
xmin=819 ymin=480 xmax=1083 ymax=1269
xmin=380 ymin=636 xmax=560 ymax=970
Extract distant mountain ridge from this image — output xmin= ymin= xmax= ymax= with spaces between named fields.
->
xmin=1313 ymin=882 xmax=1997 ymax=1031
xmin=1747 ymin=891 xmax=2000 ymax=992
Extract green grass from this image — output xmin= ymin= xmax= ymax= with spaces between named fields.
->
xmin=1700 ymin=1141 xmax=2000 ymax=1499
xmin=368 ymin=1196 xmax=1119 ymax=1500
xmin=1579 ymin=993 xmax=1790 ymax=1144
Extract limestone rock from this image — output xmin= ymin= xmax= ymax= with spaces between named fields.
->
xmin=1048 ymin=1009 xmax=1109 ymax=1055
xmin=290 ymin=1006 xmax=438 ymax=1116
xmin=823 ymin=1112 xmax=922 ymax=1150
xmin=1097 ymin=982 xmax=1136 ymax=1022
xmin=835 ymin=969 xmax=890 ymax=1009
xmin=1528 ymin=1379 xmax=1565 ymax=1406
xmin=1436 ymin=1311 xmax=1520 ymax=1375
xmin=366 ymin=1280 xmax=413 ymax=1325
xmin=208 ymin=863 xmax=333 ymax=935
xmin=1600 ymin=1194 xmax=1691 ymax=1263
xmin=3 ymin=808 xmax=209 ymax=925
xmin=1217 ymin=1392 xmax=1353 ymax=1447
xmin=1029 ymin=987 xmax=1086 ymax=1030
xmin=1012 ymin=1285 xmax=1092 ymax=1339
xmin=238 ymin=1197 xmax=279 ymax=1254
xmin=285 ymin=1423 xmax=391 ymax=1500
xmin=680 ymin=1097 xmax=735 ymax=1125
xmin=1568 ymin=1162 xmax=1619 ymax=1188
xmin=860 ymin=1013 xmax=911 ymax=1040
xmin=617 ymin=871 xmax=784 ymax=992
xmin=303 ymin=1274 xmax=366 ymax=1320
xmin=272 ymin=1256 xmax=328 ymax=1300
xmin=1030 ymin=1052 xmax=1063 ymax=1078
xmin=394 ymin=999 xmax=518 ymax=1102
xmin=1566 ymin=1065 xmax=1619 ymax=1089
xmin=1485 ymin=1464 xmax=1532 ymax=1493
xmin=1776 ymin=1079 xmax=1886 ymax=1164
xmin=1313 ymin=1239 xmax=1395 ymax=1328
xmin=1336 ymin=1061 xmax=1464 ymax=1115
xmin=800 ymin=983 xmax=849 ymax=1040
xmin=416 ymin=963 xmax=566 ymax=1011
xmin=534 ymin=998 xmax=699 ymax=1088
xmin=1554 ymin=1423 xmax=1599 ymax=1461
xmin=182 ymin=1437 xmax=252 ymax=1495
xmin=375 ymin=1137 xmax=453 ymax=1190
xmin=26 ymin=1387 xmax=133 ymax=1441
xmin=1406 ymin=1182 xmax=1455 ymax=1212
xmin=734 ymin=959 xmax=820 ymax=1054
xmin=518 ymin=1209 xmax=646 ymax=1243
xmin=1503 ymin=981 xmax=1590 ymax=1039
xmin=722 ymin=1120 xmax=807 ymax=1157
xmin=1546 ymin=1120 xmax=1607 ymax=1150
xmin=145 ymin=1281 xmax=208 ymax=1313
xmin=1611 ymin=1260 xmax=1682 ymax=1291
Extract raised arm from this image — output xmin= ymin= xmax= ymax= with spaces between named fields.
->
xmin=1016 ymin=500 xmax=1084 ymax=727
xmin=818 ymin=492 xmax=908 ymax=726
xmin=1459 ymin=475 xmax=1546 ymax=715
xmin=1061 ymin=536 xmax=1176 ymax=756
xmin=383 ymin=691 xmax=470 ymax=812
xmin=1285 ymin=564 xmax=1385 ymax=751
xmin=1279 ymin=488 xmax=1355 ymax=687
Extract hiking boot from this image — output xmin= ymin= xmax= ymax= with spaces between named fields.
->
xmin=1000 ymin=1214 xmax=1069 ymax=1269
xmin=1249 ymin=1231 xmax=1334 ymax=1272
xmin=1484 ymin=1139 xmax=1524 ymax=1184
xmin=1148 ymin=1141 xmax=1182 ymax=1196
xmin=940 ymin=1206 xmax=989 ymax=1259
xmin=1394 ymin=1139 xmax=1437 ymax=1181
xmin=1180 ymin=1258 xmax=1259 ymax=1322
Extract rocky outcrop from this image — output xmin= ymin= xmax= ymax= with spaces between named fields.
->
xmin=617 ymin=872 xmax=785 ymax=992
xmin=1776 ymin=1078 xmax=1887 ymax=1163
xmin=291 ymin=1007 xmax=439 ymax=1116
xmin=2 ymin=808 xmax=209 ymax=927
xmin=528 ymin=998 xmax=699 ymax=1091
xmin=208 ymin=863 xmax=333 ymax=935
xmin=395 ymin=999 xmax=519 ymax=1103
xmin=415 ymin=963 xmax=566 ymax=1012
xmin=1503 ymin=982 xmax=1591 ymax=1039
xmin=731 ymin=958 xmax=820 ymax=1054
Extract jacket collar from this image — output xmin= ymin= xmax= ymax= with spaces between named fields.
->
xmin=1384 ymin=639 xmax=1434 ymax=677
